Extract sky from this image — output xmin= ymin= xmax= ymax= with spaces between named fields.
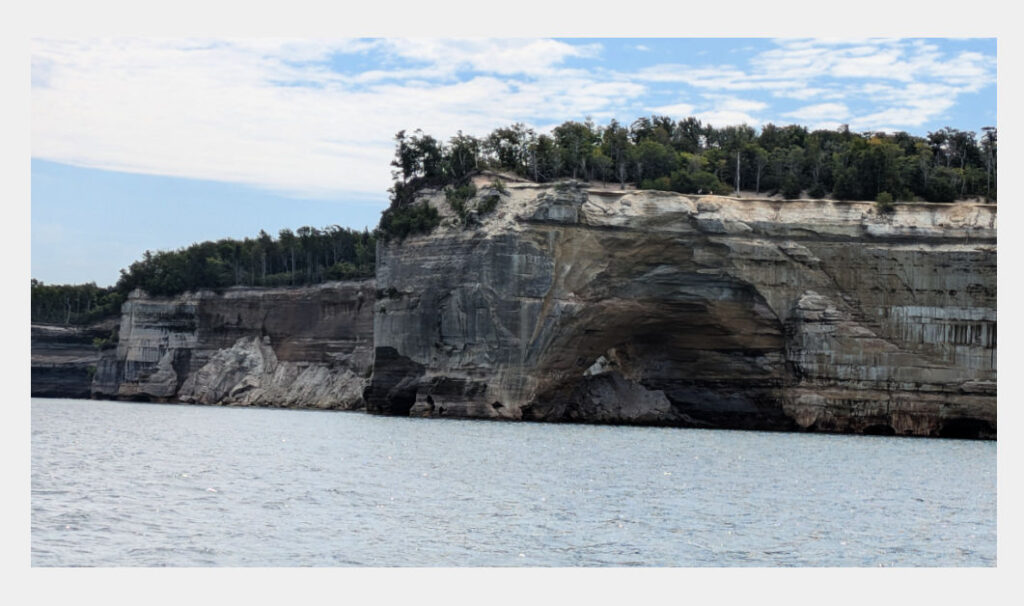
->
xmin=30 ymin=37 xmax=997 ymax=286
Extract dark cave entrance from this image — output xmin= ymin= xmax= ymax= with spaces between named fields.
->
xmin=532 ymin=278 xmax=792 ymax=429
xmin=938 ymin=417 xmax=995 ymax=440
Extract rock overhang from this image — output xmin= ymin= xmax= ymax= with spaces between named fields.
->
xmin=366 ymin=183 xmax=996 ymax=438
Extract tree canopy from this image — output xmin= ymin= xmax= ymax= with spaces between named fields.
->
xmin=34 ymin=115 xmax=997 ymax=320
xmin=32 ymin=225 xmax=376 ymax=323
xmin=377 ymin=116 xmax=997 ymax=240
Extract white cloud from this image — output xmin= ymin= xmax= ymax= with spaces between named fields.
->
xmin=694 ymin=110 xmax=761 ymax=128
xmin=647 ymin=103 xmax=696 ymax=117
xmin=681 ymin=95 xmax=768 ymax=127
xmin=844 ymin=81 xmax=961 ymax=130
xmin=631 ymin=38 xmax=994 ymax=132
xmin=773 ymin=87 xmax=845 ymax=100
xmin=753 ymin=38 xmax=995 ymax=91
xmin=633 ymin=64 xmax=801 ymax=92
xmin=707 ymin=96 xmax=768 ymax=113
xmin=804 ymin=121 xmax=847 ymax=132
xmin=932 ymin=51 xmax=994 ymax=88
xmin=29 ymin=37 xmax=996 ymax=198
xmin=31 ymin=37 xmax=640 ymax=199
xmin=783 ymin=102 xmax=850 ymax=121
xmin=770 ymin=38 xmax=899 ymax=50
xmin=379 ymin=39 xmax=601 ymax=76
xmin=850 ymin=98 xmax=956 ymax=130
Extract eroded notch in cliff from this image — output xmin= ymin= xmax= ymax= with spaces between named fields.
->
xmin=523 ymin=276 xmax=790 ymax=428
xmin=362 ymin=346 xmax=425 ymax=416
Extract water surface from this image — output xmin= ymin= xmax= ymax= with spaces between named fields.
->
xmin=31 ymin=398 xmax=996 ymax=566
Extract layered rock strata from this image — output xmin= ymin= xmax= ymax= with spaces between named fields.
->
xmin=91 ymin=281 xmax=375 ymax=409
xmin=365 ymin=183 xmax=996 ymax=438
xmin=31 ymin=320 xmax=117 ymax=398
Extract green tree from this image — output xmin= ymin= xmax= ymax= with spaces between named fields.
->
xmin=981 ymin=127 xmax=997 ymax=201
xmin=485 ymin=123 xmax=533 ymax=173
xmin=527 ymin=134 xmax=561 ymax=183
xmin=445 ymin=131 xmax=481 ymax=183
xmin=746 ymin=144 xmax=769 ymax=194
xmin=671 ymin=117 xmax=704 ymax=153
xmin=601 ymin=119 xmax=632 ymax=188
xmin=713 ymin=125 xmax=756 ymax=194
xmin=553 ymin=120 xmax=597 ymax=180
xmin=630 ymin=140 xmax=678 ymax=186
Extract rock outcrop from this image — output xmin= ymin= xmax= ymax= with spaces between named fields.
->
xmin=91 ymin=280 xmax=375 ymax=409
xmin=366 ymin=182 xmax=996 ymax=438
xmin=31 ymin=320 xmax=117 ymax=398
xmin=32 ymin=182 xmax=996 ymax=439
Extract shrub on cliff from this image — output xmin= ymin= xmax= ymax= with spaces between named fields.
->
xmin=641 ymin=176 xmax=672 ymax=191
xmin=876 ymin=191 xmax=895 ymax=214
xmin=781 ymin=175 xmax=802 ymax=199
xmin=326 ymin=261 xmax=360 ymax=280
xmin=896 ymin=188 xmax=915 ymax=202
xmin=478 ymin=194 xmax=500 ymax=215
xmin=445 ymin=183 xmax=477 ymax=222
xmin=92 ymin=327 xmax=119 ymax=350
xmin=664 ymin=169 xmax=729 ymax=195
xmin=378 ymin=203 xmax=441 ymax=241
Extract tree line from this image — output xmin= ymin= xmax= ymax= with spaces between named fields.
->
xmin=30 ymin=279 xmax=126 ymax=326
xmin=379 ymin=117 xmax=996 ymax=237
xmin=32 ymin=225 xmax=376 ymax=324
xmin=34 ymin=115 xmax=998 ymax=322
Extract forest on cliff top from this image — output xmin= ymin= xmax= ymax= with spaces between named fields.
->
xmin=31 ymin=226 xmax=376 ymax=325
xmin=380 ymin=116 xmax=996 ymax=239
xmin=33 ymin=116 xmax=996 ymax=324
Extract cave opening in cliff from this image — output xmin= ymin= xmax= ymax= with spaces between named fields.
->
xmin=529 ymin=288 xmax=792 ymax=429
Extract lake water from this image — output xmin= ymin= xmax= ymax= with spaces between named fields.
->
xmin=31 ymin=397 xmax=996 ymax=567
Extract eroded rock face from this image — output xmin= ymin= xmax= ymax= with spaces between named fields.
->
xmin=92 ymin=281 xmax=375 ymax=409
xmin=367 ymin=183 xmax=996 ymax=438
xmin=31 ymin=321 xmax=117 ymax=398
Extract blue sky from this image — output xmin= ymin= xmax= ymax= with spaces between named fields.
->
xmin=31 ymin=37 xmax=996 ymax=286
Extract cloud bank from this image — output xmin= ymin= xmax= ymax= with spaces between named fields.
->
xmin=31 ymin=37 xmax=995 ymax=199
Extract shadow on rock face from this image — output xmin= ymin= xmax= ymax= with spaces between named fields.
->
xmin=362 ymin=347 xmax=425 ymax=416
xmin=938 ymin=417 xmax=995 ymax=440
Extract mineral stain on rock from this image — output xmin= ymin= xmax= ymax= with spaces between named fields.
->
xmin=365 ymin=182 xmax=996 ymax=438
xmin=31 ymin=182 xmax=996 ymax=438
xmin=88 ymin=281 xmax=376 ymax=410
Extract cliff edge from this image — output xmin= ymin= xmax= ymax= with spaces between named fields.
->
xmin=31 ymin=320 xmax=117 ymax=398
xmin=364 ymin=181 xmax=996 ymax=438
xmin=90 ymin=280 xmax=375 ymax=409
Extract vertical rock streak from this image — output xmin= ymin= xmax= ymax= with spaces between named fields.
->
xmin=89 ymin=281 xmax=375 ymax=409
xmin=31 ymin=184 xmax=996 ymax=438
xmin=367 ymin=185 xmax=996 ymax=438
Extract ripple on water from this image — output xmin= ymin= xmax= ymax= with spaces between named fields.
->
xmin=31 ymin=398 xmax=997 ymax=567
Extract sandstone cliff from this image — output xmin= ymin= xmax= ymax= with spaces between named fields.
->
xmin=365 ymin=182 xmax=996 ymax=438
xmin=31 ymin=183 xmax=996 ymax=438
xmin=31 ymin=320 xmax=117 ymax=398
xmin=90 ymin=280 xmax=375 ymax=409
